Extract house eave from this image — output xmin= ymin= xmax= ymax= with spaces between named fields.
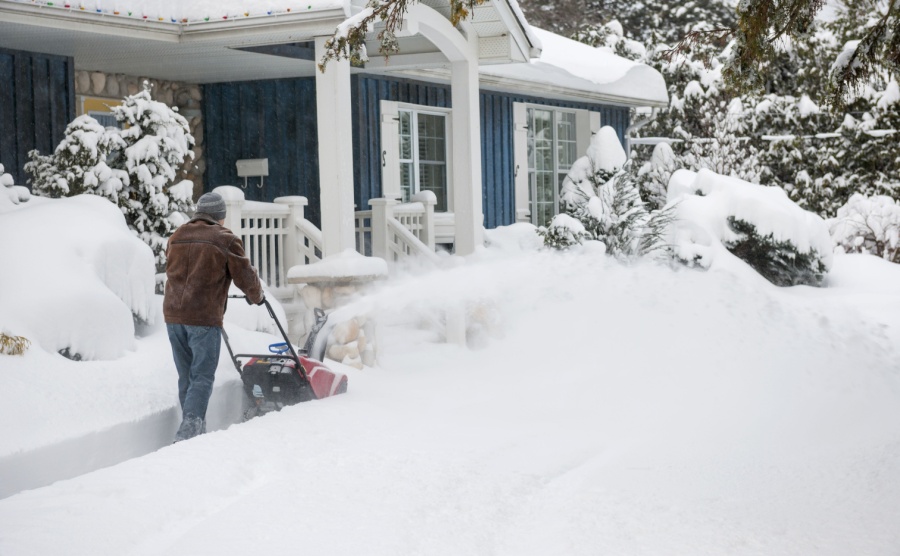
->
xmin=395 ymin=68 xmax=668 ymax=109
xmin=0 ymin=2 xmax=350 ymax=43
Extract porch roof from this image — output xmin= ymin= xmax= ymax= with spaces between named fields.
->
xmin=0 ymin=0 xmax=538 ymax=83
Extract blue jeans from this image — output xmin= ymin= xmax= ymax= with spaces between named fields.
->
xmin=167 ymin=324 xmax=222 ymax=438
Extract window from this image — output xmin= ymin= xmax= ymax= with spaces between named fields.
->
xmin=513 ymin=103 xmax=599 ymax=227
xmin=88 ymin=111 xmax=119 ymax=129
xmin=527 ymin=108 xmax=578 ymax=228
xmin=80 ymin=96 xmax=123 ymax=129
xmin=398 ymin=109 xmax=448 ymax=211
xmin=381 ymin=101 xmax=452 ymax=212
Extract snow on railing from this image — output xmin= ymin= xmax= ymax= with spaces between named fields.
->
xmin=214 ymin=186 xmax=322 ymax=292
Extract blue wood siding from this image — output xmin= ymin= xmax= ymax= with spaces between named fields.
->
xmin=203 ymin=78 xmax=321 ymax=225
xmin=0 ymin=48 xmax=74 ymax=186
xmin=203 ymin=74 xmax=631 ymax=231
xmin=352 ymin=75 xmax=631 ymax=229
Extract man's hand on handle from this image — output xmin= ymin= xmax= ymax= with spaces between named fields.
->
xmin=244 ymin=294 xmax=266 ymax=306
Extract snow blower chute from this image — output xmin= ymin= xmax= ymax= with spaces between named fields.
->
xmin=222 ymin=295 xmax=347 ymax=420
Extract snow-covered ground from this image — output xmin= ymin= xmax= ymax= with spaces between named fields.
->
xmin=1 ymin=197 xmax=900 ymax=554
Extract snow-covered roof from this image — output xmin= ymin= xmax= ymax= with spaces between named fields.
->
xmin=0 ymin=0 xmax=538 ymax=81
xmin=479 ymin=27 xmax=668 ymax=107
xmin=1 ymin=0 xmax=344 ymax=25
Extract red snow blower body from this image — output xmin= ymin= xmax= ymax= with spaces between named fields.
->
xmin=223 ymin=296 xmax=347 ymax=420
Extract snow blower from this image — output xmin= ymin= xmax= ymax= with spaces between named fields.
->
xmin=222 ymin=295 xmax=348 ymax=420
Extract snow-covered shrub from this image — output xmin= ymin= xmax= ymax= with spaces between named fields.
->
xmin=668 ymin=169 xmax=833 ymax=287
xmin=28 ymin=115 xmax=127 ymax=202
xmin=536 ymin=213 xmax=591 ymax=249
xmin=0 ymin=163 xmax=12 ymax=189
xmin=829 ymin=194 xmax=900 ymax=263
xmin=540 ymin=127 xmax=674 ymax=260
xmin=0 ymin=332 xmax=30 ymax=356
xmin=725 ymin=217 xmax=828 ymax=287
xmin=0 ymin=163 xmax=30 ymax=207
xmin=112 ymin=83 xmax=195 ymax=269
xmin=25 ymin=84 xmax=195 ymax=270
xmin=637 ymin=142 xmax=678 ymax=211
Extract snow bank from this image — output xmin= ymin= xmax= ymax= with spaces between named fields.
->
xmin=0 ymin=195 xmax=156 ymax=360
xmin=667 ymin=169 xmax=834 ymax=271
xmin=3 ymin=235 xmax=900 ymax=554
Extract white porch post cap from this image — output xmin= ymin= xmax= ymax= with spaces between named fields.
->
xmin=212 ymin=185 xmax=245 ymax=202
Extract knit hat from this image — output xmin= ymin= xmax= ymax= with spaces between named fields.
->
xmin=196 ymin=192 xmax=226 ymax=221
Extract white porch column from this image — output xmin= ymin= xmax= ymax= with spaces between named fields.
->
xmin=369 ymin=197 xmax=399 ymax=262
xmin=450 ymin=57 xmax=484 ymax=255
xmin=401 ymin=3 xmax=484 ymax=256
xmin=315 ymin=36 xmax=357 ymax=258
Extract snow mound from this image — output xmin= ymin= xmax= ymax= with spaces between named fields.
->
xmin=0 ymin=195 xmax=156 ymax=360
xmin=668 ymin=169 xmax=834 ymax=272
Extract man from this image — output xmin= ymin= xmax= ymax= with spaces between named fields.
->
xmin=164 ymin=191 xmax=264 ymax=442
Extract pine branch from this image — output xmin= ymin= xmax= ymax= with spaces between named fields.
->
xmin=319 ymin=0 xmax=484 ymax=71
xmin=659 ymin=27 xmax=734 ymax=66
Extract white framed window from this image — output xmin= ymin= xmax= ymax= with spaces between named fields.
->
xmin=513 ymin=103 xmax=600 ymax=227
xmin=381 ymin=100 xmax=453 ymax=212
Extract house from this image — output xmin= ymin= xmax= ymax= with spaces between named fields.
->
xmin=0 ymin=0 xmax=667 ymax=264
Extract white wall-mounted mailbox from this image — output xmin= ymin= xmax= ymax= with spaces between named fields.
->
xmin=236 ymin=158 xmax=269 ymax=189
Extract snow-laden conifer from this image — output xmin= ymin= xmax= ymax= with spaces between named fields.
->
xmin=540 ymin=127 xmax=674 ymax=260
xmin=111 ymin=83 xmax=195 ymax=269
xmin=29 ymin=115 xmax=128 ymax=202
xmin=829 ymin=193 xmax=900 ymax=263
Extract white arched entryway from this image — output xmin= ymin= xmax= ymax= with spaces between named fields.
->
xmin=313 ymin=3 xmax=484 ymax=257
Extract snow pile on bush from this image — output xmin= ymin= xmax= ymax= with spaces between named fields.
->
xmin=0 ymin=195 xmax=156 ymax=360
xmin=0 ymin=163 xmax=30 ymax=208
xmin=28 ymin=115 xmax=128 ymax=202
xmin=668 ymin=169 xmax=833 ymax=286
xmin=27 ymin=83 xmax=195 ymax=270
xmin=829 ymin=193 xmax=900 ymax=263
xmin=540 ymin=127 xmax=672 ymax=259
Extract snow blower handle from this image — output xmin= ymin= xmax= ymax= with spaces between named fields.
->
xmin=227 ymin=294 xmax=302 ymax=365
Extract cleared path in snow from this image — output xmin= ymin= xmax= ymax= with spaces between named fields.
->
xmin=2 ymin=252 xmax=900 ymax=554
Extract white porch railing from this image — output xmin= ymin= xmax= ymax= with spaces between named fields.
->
xmin=357 ymin=192 xmax=440 ymax=264
xmin=212 ymin=186 xmax=440 ymax=289
xmin=214 ymin=186 xmax=322 ymax=293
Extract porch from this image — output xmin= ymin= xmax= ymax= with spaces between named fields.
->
xmin=214 ymin=185 xmax=445 ymax=296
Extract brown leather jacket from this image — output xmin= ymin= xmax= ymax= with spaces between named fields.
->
xmin=163 ymin=215 xmax=264 ymax=327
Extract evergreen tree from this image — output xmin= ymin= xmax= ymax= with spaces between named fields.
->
xmin=725 ymin=217 xmax=828 ymax=287
xmin=542 ymin=129 xmax=675 ymax=260
xmin=24 ymin=150 xmax=58 ymax=195
xmin=112 ymin=83 xmax=196 ymax=269
xmin=24 ymin=83 xmax=196 ymax=270
xmin=28 ymin=115 xmax=127 ymax=202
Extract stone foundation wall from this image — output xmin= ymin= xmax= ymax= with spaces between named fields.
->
xmin=73 ymin=70 xmax=206 ymax=199
xmin=298 ymin=283 xmax=378 ymax=369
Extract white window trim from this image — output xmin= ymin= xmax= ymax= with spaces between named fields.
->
xmin=380 ymin=100 xmax=454 ymax=212
xmin=512 ymin=102 xmax=600 ymax=225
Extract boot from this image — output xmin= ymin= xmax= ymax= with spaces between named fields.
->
xmin=173 ymin=414 xmax=204 ymax=443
